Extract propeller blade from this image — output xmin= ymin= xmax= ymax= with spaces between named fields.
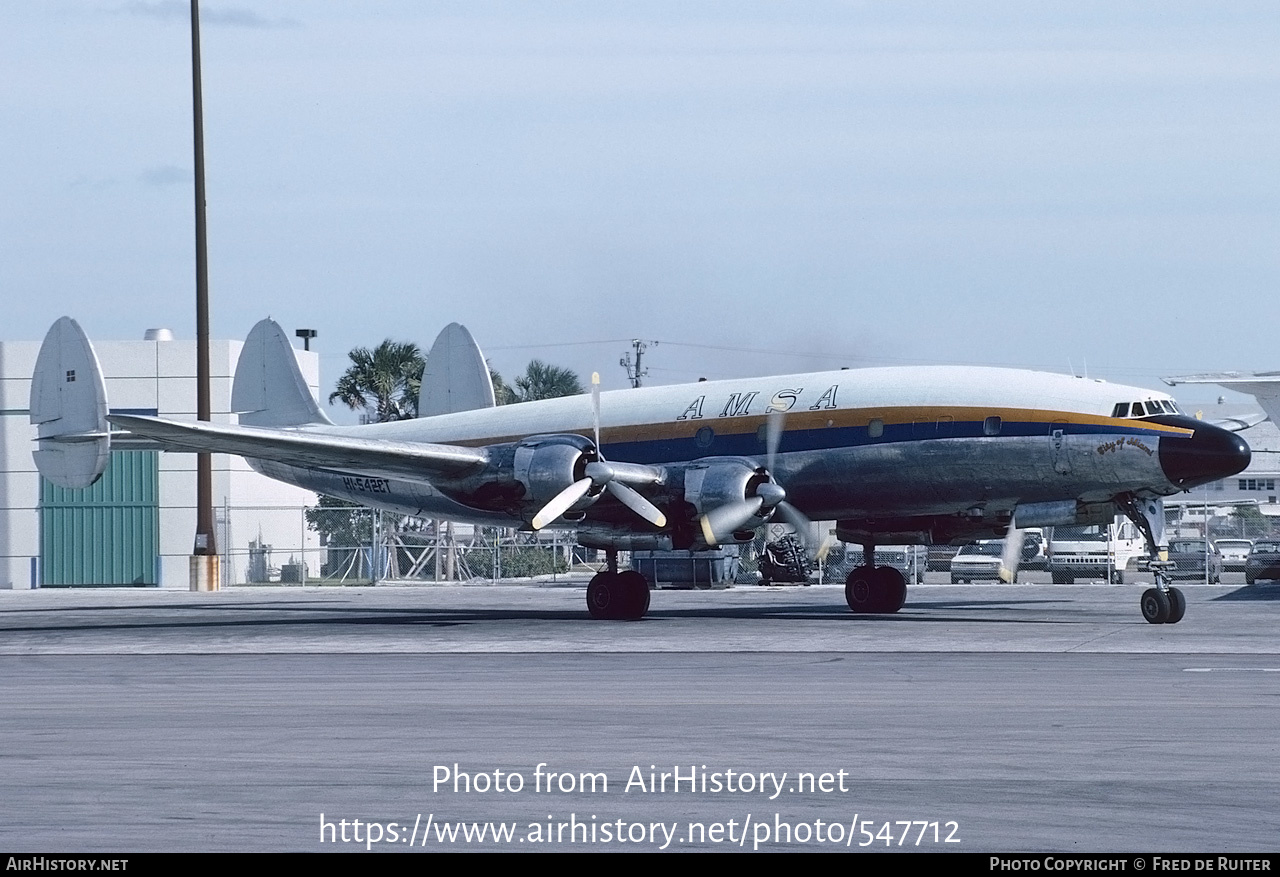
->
xmin=774 ymin=500 xmax=813 ymax=540
xmin=815 ymin=532 xmax=838 ymax=564
xmin=766 ymin=407 xmax=785 ymax=471
xmin=531 ymin=477 xmax=593 ymax=530
xmin=999 ymin=525 xmax=1022 ymax=583
xmin=591 ymin=372 xmax=602 ymax=453
xmin=606 ymin=481 xmax=667 ymax=527
xmin=699 ymin=497 xmax=765 ymax=546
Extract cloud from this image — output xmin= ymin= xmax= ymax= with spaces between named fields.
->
xmin=117 ymin=2 xmax=300 ymax=29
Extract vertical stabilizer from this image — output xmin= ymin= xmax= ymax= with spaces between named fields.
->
xmin=418 ymin=322 xmax=497 ymax=417
xmin=29 ymin=317 xmax=111 ymax=488
xmin=231 ymin=319 xmax=331 ymax=427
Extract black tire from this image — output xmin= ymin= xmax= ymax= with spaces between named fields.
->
xmin=876 ymin=566 xmax=907 ymax=613
xmin=1141 ymin=588 xmax=1171 ymax=625
xmin=586 ymin=573 xmax=618 ymax=620
xmin=845 ymin=568 xmax=877 ymax=613
xmin=1165 ymin=587 xmax=1186 ymax=625
xmin=615 ymin=570 xmax=650 ymax=620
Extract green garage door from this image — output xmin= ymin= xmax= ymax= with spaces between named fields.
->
xmin=40 ymin=450 xmax=160 ymax=586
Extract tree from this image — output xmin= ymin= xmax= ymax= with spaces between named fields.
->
xmin=328 ymin=339 xmax=425 ymax=422
xmin=489 ymin=367 xmax=517 ymax=406
xmin=512 ymin=359 xmax=584 ymax=402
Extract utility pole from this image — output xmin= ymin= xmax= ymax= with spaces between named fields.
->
xmin=619 ymin=339 xmax=656 ymax=388
xmin=190 ymin=0 xmax=218 ymax=591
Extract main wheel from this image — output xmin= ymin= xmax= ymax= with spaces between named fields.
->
xmin=586 ymin=573 xmax=619 ymax=619
xmin=1165 ymin=587 xmax=1186 ymax=624
xmin=845 ymin=567 xmax=878 ymax=613
xmin=1141 ymin=587 xmax=1171 ymax=624
xmin=615 ymin=570 xmax=650 ymax=620
xmin=875 ymin=566 xmax=907 ymax=613
xmin=1110 ymin=569 xmax=1125 ymax=584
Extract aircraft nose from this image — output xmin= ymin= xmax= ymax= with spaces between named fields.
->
xmin=1159 ymin=422 xmax=1251 ymax=489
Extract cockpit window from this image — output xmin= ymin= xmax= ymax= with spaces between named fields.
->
xmin=1112 ymin=403 xmax=1129 ymax=418
xmin=1132 ymin=401 xmax=1146 ymax=416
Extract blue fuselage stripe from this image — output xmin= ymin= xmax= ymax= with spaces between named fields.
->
xmin=601 ymin=419 xmax=1170 ymax=465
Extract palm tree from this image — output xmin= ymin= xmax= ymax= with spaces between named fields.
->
xmin=489 ymin=367 xmax=518 ymax=406
xmin=513 ymin=359 xmax=584 ymax=402
xmin=329 ymin=339 xmax=425 ymax=422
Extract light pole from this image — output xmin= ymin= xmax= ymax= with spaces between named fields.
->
xmin=189 ymin=0 xmax=218 ymax=591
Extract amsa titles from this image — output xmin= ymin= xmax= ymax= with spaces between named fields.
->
xmin=434 ymin=763 xmax=851 ymax=800
xmin=675 ymin=385 xmax=840 ymax=421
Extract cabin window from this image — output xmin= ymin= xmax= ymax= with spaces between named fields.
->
xmin=983 ymin=415 xmax=1002 ymax=436
xmin=1112 ymin=403 xmax=1129 ymax=418
xmin=868 ymin=418 xmax=884 ymax=438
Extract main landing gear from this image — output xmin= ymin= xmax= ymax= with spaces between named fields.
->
xmin=586 ymin=550 xmax=651 ymax=621
xmin=845 ymin=555 xmax=907 ymax=614
xmin=1118 ymin=495 xmax=1185 ymax=625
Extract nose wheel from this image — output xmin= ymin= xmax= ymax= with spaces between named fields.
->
xmin=1141 ymin=584 xmax=1186 ymax=625
xmin=845 ymin=565 xmax=907 ymax=614
xmin=1117 ymin=494 xmax=1186 ymax=625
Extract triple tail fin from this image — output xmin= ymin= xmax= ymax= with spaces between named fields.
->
xmin=29 ymin=317 xmax=111 ymax=489
xmin=418 ymin=322 xmax=496 ymax=417
xmin=231 ymin=319 xmax=332 ymax=428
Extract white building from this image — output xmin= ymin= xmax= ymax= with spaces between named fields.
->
xmin=0 ymin=329 xmax=321 ymax=588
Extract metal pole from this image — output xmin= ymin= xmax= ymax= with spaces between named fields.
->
xmin=190 ymin=0 xmax=219 ymax=591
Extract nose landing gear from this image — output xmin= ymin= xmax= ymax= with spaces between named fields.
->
xmin=1118 ymin=495 xmax=1185 ymax=625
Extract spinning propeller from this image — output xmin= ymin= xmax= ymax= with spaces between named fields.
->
xmin=698 ymin=408 xmax=815 ymax=546
xmin=531 ymin=374 xmax=667 ymax=530
xmin=999 ymin=520 xmax=1023 ymax=584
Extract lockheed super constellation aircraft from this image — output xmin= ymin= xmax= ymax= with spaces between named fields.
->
xmin=31 ymin=317 xmax=1250 ymax=624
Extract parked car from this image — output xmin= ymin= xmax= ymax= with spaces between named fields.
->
xmin=864 ymin=545 xmax=928 ymax=584
xmin=1019 ymin=528 xmax=1047 ymax=571
xmin=1215 ymin=539 xmax=1253 ymax=572
xmin=1165 ymin=538 xmax=1222 ymax=583
xmin=927 ymin=544 xmax=960 ymax=572
xmin=950 ymin=540 xmax=1007 ymax=583
xmin=1245 ymin=540 xmax=1280 ymax=584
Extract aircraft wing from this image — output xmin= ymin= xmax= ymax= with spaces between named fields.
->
xmin=1163 ymin=372 xmax=1280 ymax=427
xmin=106 ymin=414 xmax=488 ymax=482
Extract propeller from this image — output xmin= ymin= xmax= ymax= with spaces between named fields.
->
xmin=697 ymin=407 xmax=814 ymax=546
xmin=531 ymin=373 xmax=667 ymax=531
xmin=999 ymin=521 xmax=1022 ymax=584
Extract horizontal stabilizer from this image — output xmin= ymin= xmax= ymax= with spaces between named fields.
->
xmin=107 ymin=414 xmax=488 ymax=482
xmin=1208 ymin=412 xmax=1268 ymax=433
xmin=231 ymin=319 xmax=331 ymax=427
xmin=418 ymin=322 xmax=496 ymax=417
xmin=1163 ymin=373 xmax=1280 ymax=426
xmin=29 ymin=317 xmax=110 ymax=488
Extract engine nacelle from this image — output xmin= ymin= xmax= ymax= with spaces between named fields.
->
xmin=681 ymin=457 xmax=769 ymax=515
xmin=512 ymin=434 xmax=598 ymax=521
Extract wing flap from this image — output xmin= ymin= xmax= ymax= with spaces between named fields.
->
xmin=106 ymin=414 xmax=488 ymax=482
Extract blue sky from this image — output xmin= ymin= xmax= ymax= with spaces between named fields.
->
xmin=2 ymin=2 xmax=1277 ymax=416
